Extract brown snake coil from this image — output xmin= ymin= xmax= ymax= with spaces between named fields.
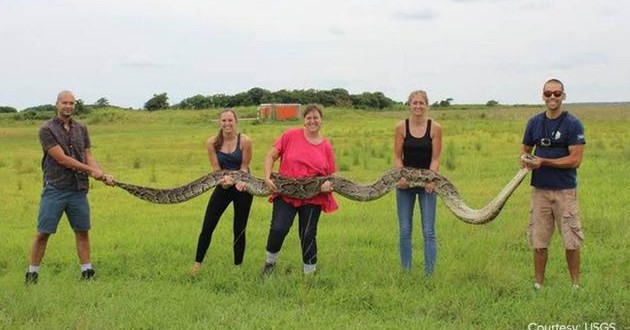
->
xmin=115 ymin=155 xmax=534 ymax=225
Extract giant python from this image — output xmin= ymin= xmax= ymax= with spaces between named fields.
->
xmin=115 ymin=155 xmax=535 ymax=225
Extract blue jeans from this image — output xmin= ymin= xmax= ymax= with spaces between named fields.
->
xmin=396 ymin=187 xmax=437 ymax=274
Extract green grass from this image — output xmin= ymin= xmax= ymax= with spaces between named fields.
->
xmin=1 ymin=105 xmax=628 ymax=329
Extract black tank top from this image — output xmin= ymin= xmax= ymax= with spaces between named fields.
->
xmin=402 ymin=119 xmax=432 ymax=169
xmin=216 ymin=133 xmax=243 ymax=170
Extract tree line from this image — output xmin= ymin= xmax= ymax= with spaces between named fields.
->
xmin=146 ymin=88 xmax=396 ymax=111
xmin=3 ymin=88 xmax=501 ymax=114
xmin=5 ymin=88 xmax=398 ymax=114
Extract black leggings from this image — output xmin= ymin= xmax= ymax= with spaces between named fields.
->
xmin=195 ymin=186 xmax=253 ymax=264
xmin=265 ymin=198 xmax=321 ymax=265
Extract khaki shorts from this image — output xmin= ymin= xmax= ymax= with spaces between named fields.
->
xmin=527 ymin=188 xmax=583 ymax=250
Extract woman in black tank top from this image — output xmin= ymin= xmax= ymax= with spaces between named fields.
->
xmin=393 ymin=90 xmax=443 ymax=275
xmin=191 ymin=109 xmax=254 ymax=276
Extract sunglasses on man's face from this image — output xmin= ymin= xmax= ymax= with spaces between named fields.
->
xmin=543 ymin=90 xmax=563 ymax=98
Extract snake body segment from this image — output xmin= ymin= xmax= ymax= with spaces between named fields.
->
xmin=116 ymin=163 xmax=531 ymax=224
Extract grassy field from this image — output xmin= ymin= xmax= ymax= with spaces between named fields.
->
xmin=1 ymin=105 xmax=628 ymax=329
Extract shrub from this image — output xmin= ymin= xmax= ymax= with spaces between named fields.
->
xmin=0 ymin=106 xmax=17 ymax=113
xmin=145 ymin=93 xmax=169 ymax=111
xmin=486 ymin=100 xmax=499 ymax=107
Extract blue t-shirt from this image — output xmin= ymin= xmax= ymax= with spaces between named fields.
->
xmin=522 ymin=111 xmax=585 ymax=189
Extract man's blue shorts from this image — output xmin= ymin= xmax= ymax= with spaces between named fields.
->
xmin=37 ymin=184 xmax=90 ymax=234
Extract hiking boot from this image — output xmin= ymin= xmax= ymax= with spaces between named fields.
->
xmin=261 ymin=262 xmax=276 ymax=275
xmin=81 ymin=269 xmax=96 ymax=281
xmin=25 ymin=271 xmax=38 ymax=284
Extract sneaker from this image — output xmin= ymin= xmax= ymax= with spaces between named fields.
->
xmin=303 ymin=264 xmax=317 ymax=275
xmin=25 ymin=271 xmax=38 ymax=284
xmin=261 ymin=262 xmax=276 ymax=275
xmin=81 ymin=269 xmax=96 ymax=281
xmin=533 ymin=282 xmax=543 ymax=291
xmin=572 ymin=284 xmax=580 ymax=291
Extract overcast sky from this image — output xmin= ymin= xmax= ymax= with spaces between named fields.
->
xmin=1 ymin=0 xmax=628 ymax=110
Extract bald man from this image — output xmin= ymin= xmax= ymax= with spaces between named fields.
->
xmin=25 ymin=90 xmax=115 ymax=284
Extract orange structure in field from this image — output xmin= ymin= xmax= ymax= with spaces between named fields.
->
xmin=257 ymin=103 xmax=301 ymax=121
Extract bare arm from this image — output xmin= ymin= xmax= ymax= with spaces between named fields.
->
xmin=393 ymin=121 xmax=405 ymax=169
xmin=264 ymin=147 xmax=280 ymax=191
xmin=537 ymin=145 xmax=584 ymax=169
xmin=393 ymin=121 xmax=410 ymax=188
xmin=424 ymin=121 xmax=443 ymax=193
xmin=320 ymin=142 xmax=336 ymax=193
xmin=429 ymin=121 xmax=442 ymax=172
xmin=521 ymin=144 xmax=584 ymax=169
xmin=47 ymin=146 xmax=103 ymax=180
xmin=240 ymin=134 xmax=252 ymax=172
xmin=85 ymin=148 xmax=115 ymax=186
xmin=206 ymin=137 xmax=221 ymax=171
xmin=234 ymin=135 xmax=252 ymax=192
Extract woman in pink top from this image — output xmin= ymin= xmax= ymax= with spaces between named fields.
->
xmin=262 ymin=104 xmax=338 ymax=275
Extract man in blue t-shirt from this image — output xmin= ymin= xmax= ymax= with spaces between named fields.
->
xmin=520 ymin=79 xmax=586 ymax=290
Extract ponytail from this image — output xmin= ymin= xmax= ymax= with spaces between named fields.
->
xmin=213 ymin=129 xmax=224 ymax=151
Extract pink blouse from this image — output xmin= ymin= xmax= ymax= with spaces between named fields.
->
xmin=270 ymin=128 xmax=338 ymax=213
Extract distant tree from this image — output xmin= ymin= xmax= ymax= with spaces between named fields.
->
xmin=0 ymin=106 xmax=17 ymax=113
xmin=211 ymin=94 xmax=231 ymax=108
xmin=272 ymin=89 xmax=296 ymax=104
xmin=247 ymin=87 xmax=271 ymax=105
xmin=439 ymin=98 xmax=453 ymax=107
xmin=260 ymin=92 xmax=278 ymax=104
xmin=74 ymin=99 xmax=91 ymax=115
xmin=22 ymin=104 xmax=56 ymax=112
xmin=330 ymin=88 xmax=352 ymax=107
xmin=299 ymin=89 xmax=317 ymax=104
xmin=230 ymin=92 xmax=251 ymax=107
xmin=314 ymin=90 xmax=335 ymax=106
xmin=433 ymin=98 xmax=453 ymax=108
xmin=144 ymin=93 xmax=169 ymax=111
xmin=177 ymin=94 xmax=212 ymax=109
xmin=373 ymin=91 xmax=395 ymax=109
xmin=95 ymin=97 xmax=110 ymax=108
xmin=351 ymin=91 xmax=394 ymax=109
xmin=486 ymin=100 xmax=499 ymax=107
xmin=175 ymin=88 xmax=399 ymax=110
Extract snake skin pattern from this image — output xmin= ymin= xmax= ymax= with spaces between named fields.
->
xmin=116 ymin=155 xmax=534 ymax=224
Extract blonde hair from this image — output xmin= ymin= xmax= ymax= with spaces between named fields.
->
xmin=407 ymin=90 xmax=429 ymax=105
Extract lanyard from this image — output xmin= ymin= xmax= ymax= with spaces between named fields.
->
xmin=542 ymin=111 xmax=567 ymax=139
